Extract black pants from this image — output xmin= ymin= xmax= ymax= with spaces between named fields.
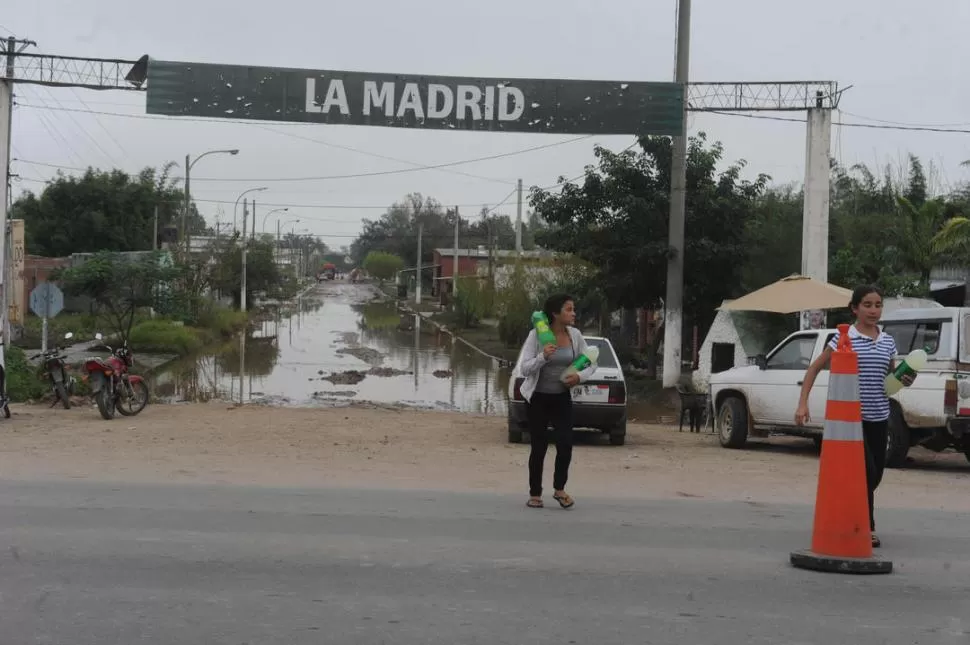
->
xmin=526 ymin=391 xmax=574 ymax=497
xmin=862 ymin=420 xmax=889 ymax=532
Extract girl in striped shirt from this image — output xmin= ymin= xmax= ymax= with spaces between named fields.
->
xmin=795 ymin=285 xmax=915 ymax=548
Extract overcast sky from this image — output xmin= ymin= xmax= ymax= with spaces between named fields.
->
xmin=4 ymin=0 xmax=970 ymax=252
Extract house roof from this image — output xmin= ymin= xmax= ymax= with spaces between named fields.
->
xmin=433 ymin=248 xmax=559 ymax=259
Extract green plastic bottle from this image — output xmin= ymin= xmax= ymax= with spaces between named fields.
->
xmin=884 ymin=348 xmax=927 ymax=396
xmin=560 ymin=346 xmax=600 ymax=383
xmin=532 ymin=311 xmax=556 ymax=347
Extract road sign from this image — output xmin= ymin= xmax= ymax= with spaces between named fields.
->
xmin=29 ymin=282 xmax=64 ymax=319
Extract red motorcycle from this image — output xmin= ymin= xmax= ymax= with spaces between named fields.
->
xmin=83 ymin=333 xmax=150 ymax=420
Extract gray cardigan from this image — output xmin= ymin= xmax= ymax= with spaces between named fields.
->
xmin=518 ymin=326 xmax=597 ymax=402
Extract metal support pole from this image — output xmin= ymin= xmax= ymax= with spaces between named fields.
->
xmin=452 ymin=207 xmax=460 ymax=298
xmin=662 ymin=0 xmax=691 ymax=388
xmin=515 ymin=178 xmax=523 ymax=256
xmin=415 ymin=221 xmax=423 ymax=305
xmin=0 ymin=37 xmax=17 ymax=378
xmin=241 ymin=199 xmax=248 ymax=312
xmin=251 ymin=199 xmax=257 ymax=241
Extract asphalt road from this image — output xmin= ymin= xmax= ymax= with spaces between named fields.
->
xmin=0 ymin=480 xmax=968 ymax=644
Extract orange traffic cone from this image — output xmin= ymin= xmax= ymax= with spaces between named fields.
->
xmin=790 ymin=323 xmax=893 ymax=575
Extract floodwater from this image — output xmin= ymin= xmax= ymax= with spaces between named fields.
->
xmin=149 ymin=282 xmax=511 ymax=414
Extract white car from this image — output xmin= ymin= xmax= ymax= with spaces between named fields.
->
xmin=507 ymin=336 xmax=628 ymax=445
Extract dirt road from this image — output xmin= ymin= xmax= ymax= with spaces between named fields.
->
xmin=2 ymin=402 xmax=969 ymax=509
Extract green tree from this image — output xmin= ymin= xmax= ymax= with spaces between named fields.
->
xmin=530 ymin=132 xmax=768 ymax=332
xmin=362 ymin=251 xmax=404 ymax=284
xmin=57 ymin=251 xmax=181 ymax=340
xmin=12 ymin=163 xmax=208 ymax=257
xmin=210 ymin=237 xmax=281 ymax=307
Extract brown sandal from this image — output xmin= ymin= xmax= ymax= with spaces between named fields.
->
xmin=553 ymin=492 xmax=575 ymax=509
xmin=526 ymin=498 xmax=544 ymax=508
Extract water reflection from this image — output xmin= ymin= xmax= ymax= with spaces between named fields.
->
xmin=150 ymin=283 xmax=512 ymax=413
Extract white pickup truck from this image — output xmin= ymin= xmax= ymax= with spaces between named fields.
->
xmin=709 ymin=307 xmax=970 ymax=467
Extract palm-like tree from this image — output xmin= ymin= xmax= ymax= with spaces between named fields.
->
xmin=895 ymin=196 xmax=946 ymax=292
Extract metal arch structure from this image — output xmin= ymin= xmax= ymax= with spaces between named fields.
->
xmin=2 ymin=51 xmax=148 ymax=91
xmin=0 ymin=45 xmax=839 ymax=388
xmin=687 ymin=81 xmax=840 ymax=112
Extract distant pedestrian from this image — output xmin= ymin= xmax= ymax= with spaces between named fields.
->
xmin=517 ymin=293 xmax=596 ymax=510
xmin=794 ymin=285 xmax=914 ymax=548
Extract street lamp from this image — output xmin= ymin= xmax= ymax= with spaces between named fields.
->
xmin=233 ymin=187 xmax=268 ymax=234
xmin=262 ymin=207 xmax=289 ymax=234
xmin=183 ymin=148 xmax=239 ymax=252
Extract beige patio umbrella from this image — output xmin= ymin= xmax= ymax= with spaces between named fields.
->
xmin=718 ymin=274 xmax=853 ymax=314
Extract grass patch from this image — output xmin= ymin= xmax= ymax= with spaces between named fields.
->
xmin=6 ymin=346 xmax=47 ymax=402
xmin=126 ymin=307 xmax=248 ymax=356
xmin=127 ymin=320 xmax=204 ymax=355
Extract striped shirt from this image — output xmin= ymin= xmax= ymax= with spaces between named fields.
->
xmin=827 ymin=325 xmax=897 ymax=422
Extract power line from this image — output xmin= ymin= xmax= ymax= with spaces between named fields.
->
xmin=705 ymin=110 xmax=970 ymax=134
xmin=15 ymin=102 xmax=595 ymax=182
xmin=11 ymin=170 xmax=527 ymax=212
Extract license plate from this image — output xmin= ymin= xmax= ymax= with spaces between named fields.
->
xmin=572 ymin=384 xmax=610 ymax=403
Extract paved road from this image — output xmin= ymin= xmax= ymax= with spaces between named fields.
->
xmin=0 ymin=480 xmax=968 ymax=644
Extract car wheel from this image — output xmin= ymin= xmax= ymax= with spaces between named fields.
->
xmin=609 ymin=420 xmax=627 ymax=446
xmin=718 ymin=396 xmax=749 ymax=449
xmin=507 ymin=419 xmax=524 ymax=444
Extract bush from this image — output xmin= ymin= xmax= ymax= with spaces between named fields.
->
xmin=194 ymin=306 xmax=248 ymax=340
xmin=127 ymin=320 xmax=204 ymax=355
xmin=6 ymin=346 xmax=47 ymax=402
xmin=453 ymin=277 xmax=494 ymax=329
xmin=496 ymin=266 xmax=542 ymax=348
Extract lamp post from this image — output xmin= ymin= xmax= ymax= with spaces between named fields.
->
xmin=262 ymin=207 xmax=289 ymax=234
xmin=183 ymin=149 xmax=239 ymax=253
xmin=233 ymin=187 xmax=268 ymax=234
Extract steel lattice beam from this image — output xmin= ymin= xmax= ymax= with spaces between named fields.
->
xmin=1 ymin=52 xmax=147 ymax=91
xmin=686 ymin=81 xmax=839 ymax=112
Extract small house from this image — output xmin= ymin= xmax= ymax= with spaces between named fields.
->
xmin=692 ymin=300 xmax=791 ymax=391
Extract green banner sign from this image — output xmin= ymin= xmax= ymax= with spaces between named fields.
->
xmin=146 ymin=60 xmax=683 ymax=136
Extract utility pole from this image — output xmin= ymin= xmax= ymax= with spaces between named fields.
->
xmin=662 ymin=0 xmax=691 ymax=388
xmin=515 ymin=178 xmax=523 ymax=256
xmin=182 ymin=153 xmax=191 ymax=256
xmin=240 ymin=198 xmax=248 ymax=312
xmin=251 ymin=199 xmax=257 ymax=241
xmin=452 ymin=207 xmax=460 ymax=298
xmin=415 ymin=221 xmax=423 ymax=305
xmin=152 ymin=205 xmax=159 ymax=250
xmin=0 ymin=37 xmax=33 ymax=372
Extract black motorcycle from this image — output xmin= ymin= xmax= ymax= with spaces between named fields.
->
xmin=31 ymin=332 xmax=77 ymax=409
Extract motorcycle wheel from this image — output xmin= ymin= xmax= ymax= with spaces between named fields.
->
xmin=117 ymin=380 xmax=149 ymax=416
xmin=55 ymin=382 xmax=70 ymax=409
xmin=96 ymin=388 xmax=115 ymax=420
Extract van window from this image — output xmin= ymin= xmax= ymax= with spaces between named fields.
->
xmin=882 ymin=321 xmax=942 ymax=356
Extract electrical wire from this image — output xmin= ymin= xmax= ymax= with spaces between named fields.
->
xmin=15 ymin=102 xmax=595 ymax=182
xmin=704 ymin=110 xmax=970 ymax=134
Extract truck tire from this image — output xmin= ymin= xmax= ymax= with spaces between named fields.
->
xmin=718 ymin=396 xmax=749 ymax=449
xmin=885 ymin=405 xmax=910 ymax=468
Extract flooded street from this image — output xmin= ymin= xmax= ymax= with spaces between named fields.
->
xmin=150 ymin=282 xmax=511 ymax=414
